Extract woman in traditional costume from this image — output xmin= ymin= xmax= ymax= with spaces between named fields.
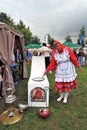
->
xmin=43 ymin=40 xmax=82 ymax=103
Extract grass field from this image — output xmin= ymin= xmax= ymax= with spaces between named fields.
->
xmin=0 ymin=65 xmax=87 ymax=130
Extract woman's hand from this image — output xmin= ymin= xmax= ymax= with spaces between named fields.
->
xmin=42 ymin=70 xmax=47 ymax=77
xmin=78 ymin=66 xmax=83 ymax=72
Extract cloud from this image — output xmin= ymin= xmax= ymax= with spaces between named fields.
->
xmin=0 ymin=0 xmax=87 ymax=42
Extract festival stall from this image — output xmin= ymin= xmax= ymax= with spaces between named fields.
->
xmin=63 ymin=41 xmax=81 ymax=48
xmin=0 ymin=22 xmax=27 ymax=96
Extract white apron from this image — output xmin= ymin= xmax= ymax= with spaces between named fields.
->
xmin=54 ymin=49 xmax=77 ymax=82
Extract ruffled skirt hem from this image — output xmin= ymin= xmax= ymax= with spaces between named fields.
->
xmin=55 ymin=78 xmax=78 ymax=92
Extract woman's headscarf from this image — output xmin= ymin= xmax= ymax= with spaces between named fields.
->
xmin=52 ymin=40 xmax=67 ymax=56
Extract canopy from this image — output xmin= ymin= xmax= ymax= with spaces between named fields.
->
xmin=0 ymin=22 xmax=27 ymax=96
xmin=63 ymin=42 xmax=81 ymax=48
xmin=25 ymin=43 xmax=41 ymax=49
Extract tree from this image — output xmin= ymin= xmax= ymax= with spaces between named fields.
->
xmin=80 ymin=26 xmax=86 ymax=37
xmin=0 ymin=12 xmax=33 ymax=45
xmin=47 ymin=34 xmax=54 ymax=47
xmin=77 ymin=26 xmax=86 ymax=47
xmin=17 ymin=20 xmax=32 ymax=44
xmin=31 ymin=35 xmax=41 ymax=44
xmin=17 ymin=20 xmax=26 ymax=30
xmin=0 ymin=12 xmax=14 ymax=26
xmin=65 ymin=33 xmax=72 ymax=42
xmin=21 ymin=28 xmax=32 ymax=45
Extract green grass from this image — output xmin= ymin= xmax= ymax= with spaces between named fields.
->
xmin=0 ymin=65 xmax=87 ymax=130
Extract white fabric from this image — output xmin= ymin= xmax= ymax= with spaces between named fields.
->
xmin=40 ymin=46 xmax=50 ymax=57
xmin=11 ymin=53 xmax=15 ymax=62
xmin=54 ymin=49 xmax=77 ymax=82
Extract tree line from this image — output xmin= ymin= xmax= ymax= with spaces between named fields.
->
xmin=0 ymin=12 xmax=54 ymax=46
xmin=0 ymin=12 xmax=41 ymax=45
xmin=65 ymin=26 xmax=86 ymax=47
xmin=0 ymin=12 xmax=86 ymax=47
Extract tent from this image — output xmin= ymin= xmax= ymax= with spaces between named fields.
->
xmin=25 ymin=43 xmax=41 ymax=49
xmin=0 ymin=22 xmax=27 ymax=96
xmin=63 ymin=41 xmax=81 ymax=48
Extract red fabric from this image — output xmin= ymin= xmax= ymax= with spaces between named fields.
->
xmin=53 ymin=40 xmax=61 ymax=46
xmin=46 ymin=43 xmax=80 ymax=72
xmin=46 ymin=42 xmax=80 ymax=92
xmin=52 ymin=42 xmax=67 ymax=60
xmin=55 ymin=79 xmax=78 ymax=92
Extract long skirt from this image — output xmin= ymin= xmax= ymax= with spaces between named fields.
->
xmin=55 ymin=79 xmax=78 ymax=92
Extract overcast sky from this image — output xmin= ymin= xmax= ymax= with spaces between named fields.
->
xmin=0 ymin=0 xmax=87 ymax=43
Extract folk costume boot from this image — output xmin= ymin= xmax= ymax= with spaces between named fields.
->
xmin=57 ymin=92 xmax=64 ymax=102
xmin=63 ymin=92 xmax=69 ymax=103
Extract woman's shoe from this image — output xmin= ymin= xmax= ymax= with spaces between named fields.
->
xmin=57 ymin=92 xmax=64 ymax=102
xmin=63 ymin=92 xmax=69 ymax=103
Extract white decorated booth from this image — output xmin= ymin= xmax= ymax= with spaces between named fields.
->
xmin=28 ymin=56 xmax=49 ymax=107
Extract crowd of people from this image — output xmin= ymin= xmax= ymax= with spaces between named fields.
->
xmin=25 ymin=42 xmax=52 ymax=70
xmin=0 ymin=40 xmax=86 ymax=104
xmin=73 ymin=48 xmax=87 ymax=66
xmin=25 ymin=42 xmax=87 ymax=68
xmin=24 ymin=41 xmax=84 ymax=104
xmin=11 ymin=48 xmax=23 ymax=85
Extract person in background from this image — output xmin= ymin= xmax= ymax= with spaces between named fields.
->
xmin=77 ymin=48 xmax=85 ymax=66
xmin=10 ymin=51 xmax=19 ymax=86
xmin=73 ymin=48 xmax=78 ymax=58
xmin=26 ymin=48 xmax=32 ymax=64
xmin=17 ymin=49 xmax=23 ymax=65
xmin=40 ymin=42 xmax=51 ymax=68
xmin=11 ymin=52 xmax=16 ymax=63
xmin=85 ymin=50 xmax=87 ymax=65
xmin=43 ymin=40 xmax=82 ymax=103
xmin=47 ymin=44 xmax=52 ymax=74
